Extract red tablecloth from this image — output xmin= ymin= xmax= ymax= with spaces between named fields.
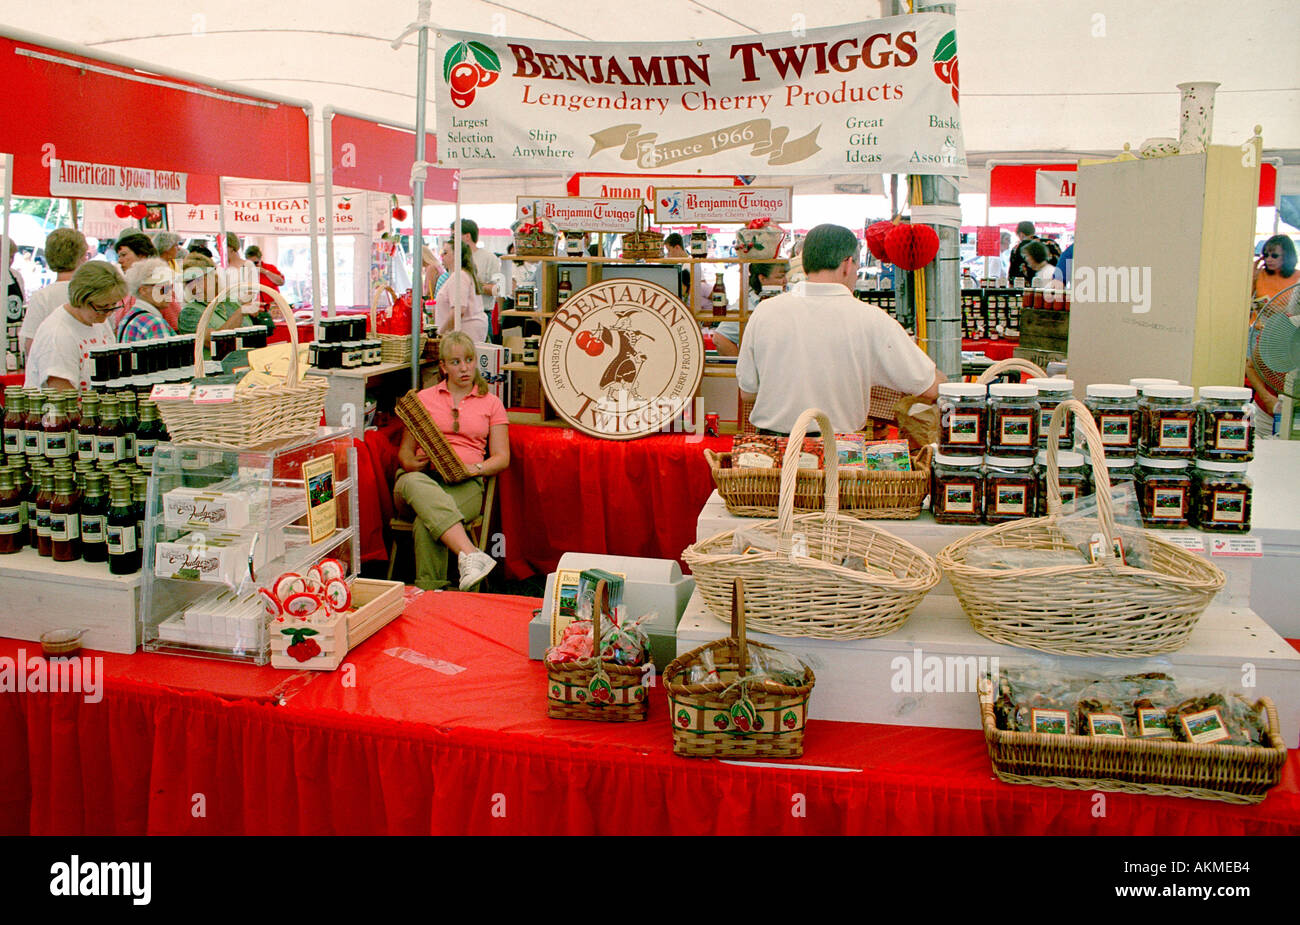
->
xmin=962 ymin=338 xmax=1019 ymax=361
xmin=497 ymin=425 xmax=732 ymax=579
xmin=3 ymin=593 xmax=1298 ymax=835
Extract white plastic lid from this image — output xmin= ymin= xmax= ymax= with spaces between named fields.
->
xmin=1129 ymin=377 xmax=1179 ymax=390
xmin=984 ymin=455 xmax=1034 ymax=468
xmin=1142 ymin=385 xmax=1195 ymax=399
xmin=934 ymin=452 xmax=984 ymax=467
xmin=1026 ymin=377 xmax=1074 ymax=393
xmin=1195 ymin=459 xmax=1250 ymax=473
xmin=1035 ymin=450 xmax=1085 ymax=468
xmin=1092 ymin=456 xmax=1136 ymax=469
xmin=1137 ymin=455 xmax=1190 ymax=469
xmin=988 ymin=383 xmax=1037 ymax=398
xmin=1086 ymin=383 xmax=1138 ymax=398
xmin=938 ymin=383 xmax=987 ymax=398
xmin=1199 ymin=386 xmax=1253 ymax=401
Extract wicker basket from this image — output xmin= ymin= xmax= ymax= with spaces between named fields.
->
xmin=664 ymin=578 xmax=815 ymax=758
xmin=544 ymin=579 xmax=649 ymax=722
xmin=938 ymin=399 xmax=1226 ymax=657
xmin=976 ymin=356 xmax=1047 ymax=384
xmin=156 ymin=285 xmax=328 ymax=451
xmin=513 ymin=203 xmax=557 ymax=257
xmin=621 ymin=203 xmax=664 ymax=260
xmin=979 ymin=683 xmax=1287 ymax=804
xmin=705 ymin=444 xmax=931 ymax=519
xmin=371 ymin=285 xmax=428 ymax=364
xmin=683 ymin=409 xmax=941 ymax=640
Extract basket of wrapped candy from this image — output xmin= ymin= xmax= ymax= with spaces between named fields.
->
xmin=734 ymin=217 xmax=785 ymax=259
xmin=512 ymin=207 xmax=558 ymax=257
xmin=544 ymin=578 xmax=652 ymax=722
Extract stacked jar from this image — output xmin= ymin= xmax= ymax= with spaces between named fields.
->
xmin=1027 ymin=378 xmax=1074 ymax=450
xmin=933 ymin=384 xmax=987 ymax=524
xmin=1192 ymin=386 xmax=1254 ymax=533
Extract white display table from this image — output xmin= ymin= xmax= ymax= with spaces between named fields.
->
xmin=0 ymin=548 xmax=143 ymax=654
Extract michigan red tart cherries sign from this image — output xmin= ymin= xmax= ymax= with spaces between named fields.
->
xmin=435 ymin=13 xmax=966 ymax=176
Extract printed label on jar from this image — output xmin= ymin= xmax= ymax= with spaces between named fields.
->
xmin=943 ymin=482 xmax=977 ymax=514
xmin=1215 ymin=420 xmax=1250 ymax=451
xmin=96 ymin=436 xmax=126 ymax=462
xmin=948 ymin=413 xmax=982 ymax=444
xmin=999 ymin=414 xmax=1034 ymax=446
xmin=136 ymin=439 xmax=158 ymax=464
xmin=1099 ymin=414 xmax=1131 ymax=445
xmin=24 ymin=432 xmax=43 ymax=454
xmin=106 ymin=525 xmax=138 ymax=555
xmin=0 ymin=504 xmax=19 ymax=534
xmin=1159 ymin=418 xmax=1191 ymax=449
xmin=81 ymin=515 xmax=105 ymax=541
xmin=36 ymin=510 xmax=51 ymax=534
xmin=994 ymin=485 xmax=1027 ymax=515
xmin=1151 ymin=487 xmax=1186 ymax=518
xmin=44 ymin=433 xmax=70 ymax=457
xmin=77 ymin=435 xmax=96 ymax=456
xmin=1212 ymin=490 xmax=1247 ymax=524
xmin=1059 ymin=485 xmax=1077 ymax=512
xmin=49 ymin=513 xmax=79 ymax=542
xmin=2 ymin=432 xmax=19 ymax=454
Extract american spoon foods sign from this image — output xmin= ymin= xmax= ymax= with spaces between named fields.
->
xmin=435 ymin=13 xmax=966 ymax=176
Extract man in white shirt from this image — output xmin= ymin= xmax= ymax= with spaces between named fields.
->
xmin=738 ymin=223 xmax=942 ymax=435
xmin=20 ymin=227 xmax=90 ymax=356
xmin=25 ymin=261 xmax=123 ymax=391
xmin=454 ymin=219 xmax=500 ymax=331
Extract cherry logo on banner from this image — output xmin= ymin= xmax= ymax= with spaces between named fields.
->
xmin=444 ymin=41 xmax=501 ymax=109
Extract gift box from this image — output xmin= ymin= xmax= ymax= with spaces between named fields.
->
xmin=476 ymin=344 xmax=511 ymax=403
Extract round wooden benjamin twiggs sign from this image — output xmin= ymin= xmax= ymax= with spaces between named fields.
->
xmin=540 ymin=278 xmax=704 ymax=440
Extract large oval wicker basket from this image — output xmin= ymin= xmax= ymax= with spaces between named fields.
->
xmin=938 ymin=399 xmax=1225 ymax=657
xmin=682 ymin=408 xmax=941 ymax=640
xmin=156 ymin=284 xmax=329 ymax=450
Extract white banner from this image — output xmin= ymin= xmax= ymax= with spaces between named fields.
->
xmin=170 ymin=195 xmax=369 ymax=235
xmin=516 ymin=196 xmax=642 ymax=232
xmin=435 ymin=14 xmax=966 ymax=176
xmin=50 ymin=159 xmax=188 ymax=204
xmin=574 ymin=174 xmax=740 ymax=203
xmin=1035 ymin=170 xmax=1077 ymax=205
xmin=652 ymin=187 xmax=791 ymax=224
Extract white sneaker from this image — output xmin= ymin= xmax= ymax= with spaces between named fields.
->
xmin=457 ymin=549 xmax=496 ymax=590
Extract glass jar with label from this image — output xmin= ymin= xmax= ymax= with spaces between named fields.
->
xmin=983 ymin=455 xmax=1038 ymax=524
xmin=930 ymin=452 xmax=984 ymax=524
xmin=0 ymin=466 xmax=21 ymax=554
xmin=80 ymin=471 xmax=108 ymax=563
xmin=1196 ymin=386 xmax=1254 ymax=462
xmin=23 ymin=388 xmax=45 ymax=458
xmin=936 ymin=383 xmax=987 ymax=453
xmin=987 ymin=383 xmax=1040 ymax=457
xmin=1085 ymin=384 xmax=1140 ymax=457
xmin=1136 ymin=456 xmax=1192 ymax=528
xmin=1130 ymin=378 xmax=1178 ymax=452
xmin=1026 ymin=378 xmax=1075 ymax=449
xmin=1192 ymin=460 xmax=1252 ymax=533
xmin=1035 ymin=449 xmax=1090 ymax=515
xmin=1139 ymin=384 xmax=1197 ymax=459
xmin=3 ymin=388 xmax=24 ymax=457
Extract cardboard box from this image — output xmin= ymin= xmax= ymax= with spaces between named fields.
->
xmin=511 ymin=371 xmax=542 ymax=409
xmin=476 ymin=343 xmax=510 ymax=402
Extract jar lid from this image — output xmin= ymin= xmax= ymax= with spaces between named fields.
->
xmin=934 ymin=451 xmax=984 ymax=467
xmin=1035 ymin=450 xmax=1085 ymax=468
xmin=1026 ymin=377 xmax=1074 ymax=393
xmin=1137 ymin=455 xmax=1190 ymax=469
xmin=1129 ymin=377 xmax=1179 ymax=390
xmin=1092 ymin=456 xmax=1136 ymax=469
xmin=1086 ymin=383 xmax=1138 ymax=398
xmin=988 ymin=383 xmax=1037 ymax=398
xmin=938 ymin=383 xmax=987 ymax=398
xmin=984 ymin=455 xmax=1034 ymax=467
xmin=1142 ymin=385 xmax=1195 ymax=399
xmin=1199 ymin=386 xmax=1252 ymax=401
xmin=1194 ymin=458 xmax=1250 ymax=473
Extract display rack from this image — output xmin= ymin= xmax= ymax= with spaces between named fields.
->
xmin=139 ymin=426 xmax=360 ymax=664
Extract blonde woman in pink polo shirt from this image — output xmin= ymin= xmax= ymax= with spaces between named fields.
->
xmin=394 ymin=331 xmax=509 ymax=590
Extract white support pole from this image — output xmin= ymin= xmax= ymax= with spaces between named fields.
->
xmin=305 ymin=103 xmax=324 ymax=325
xmin=323 ymin=106 xmax=337 ymax=320
xmin=217 ymin=175 xmax=228 ymax=279
xmin=2 ymin=155 xmax=12 ymax=368
xmin=411 ymin=13 xmax=430 ymax=388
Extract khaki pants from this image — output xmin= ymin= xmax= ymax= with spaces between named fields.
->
xmin=393 ymin=471 xmax=484 ymax=590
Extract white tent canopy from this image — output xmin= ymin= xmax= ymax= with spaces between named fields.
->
xmin=0 ymin=0 xmax=1293 ymax=202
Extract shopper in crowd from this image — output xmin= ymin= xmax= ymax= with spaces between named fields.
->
xmin=1252 ymin=234 xmax=1299 ymax=301
xmin=738 ymin=223 xmax=941 ymax=435
xmin=786 ymin=235 xmax=807 ymax=285
xmin=187 ymin=239 xmax=214 ymax=259
xmin=154 ymin=231 xmax=184 ymax=271
xmin=245 ymin=244 xmax=285 ymax=310
xmin=1022 ymin=240 xmax=1064 ymax=286
xmin=118 ymin=258 xmax=178 ymax=341
xmin=713 ymin=261 xmax=788 ymax=357
xmin=394 ymin=330 xmax=507 ymax=591
xmin=176 ymin=254 xmax=244 ymax=350
xmin=1057 ymin=240 xmax=1075 ymax=287
xmin=19 ymin=228 xmax=89 ymax=356
xmin=1005 ymin=220 xmax=1037 ymax=285
xmin=434 ymin=241 xmax=454 ymax=297
xmin=435 ymin=245 xmax=488 ymax=344
xmin=24 ymin=261 xmax=122 ymax=391
xmin=3 ymin=236 xmax=25 ymax=358
xmin=114 ymin=232 xmax=156 ymax=272
xmin=665 ymin=233 xmax=713 ymax=309
xmin=224 ymin=232 xmax=273 ymax=335
xmin=453 ymin=219 xmax=501 ymax=319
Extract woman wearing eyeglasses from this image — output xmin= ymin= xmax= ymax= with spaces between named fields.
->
xmin=1252 ymin=235 xmax=1299 ymax=301
xmin=23 ymin=261 xmax=123 ymax=391
xmin=394 ymin=331 xmax=509 ymax=591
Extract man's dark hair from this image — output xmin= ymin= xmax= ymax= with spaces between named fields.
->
xmin=665 ymin=233 xmax=685 ymax=248
xmin=115 ymin=232 xmax=156 ymax=259
xmin=455 ymin=218 xmax=480 ymax=243
xmin=1022 ymin=240 xmax=1049 ymax=264
xmin=801 ymin=224 xmax=859 ymax=274
xmin=1016 ymin=220 xmax=1036 ymax=237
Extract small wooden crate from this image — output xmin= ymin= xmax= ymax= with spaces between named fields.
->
xmin=270 ymin=578 xmax=404 ymax=670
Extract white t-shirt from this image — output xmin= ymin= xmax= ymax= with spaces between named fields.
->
xmin=471 ymin=246 xmax=501 ymax=313
xmin=24 ymin=305 xmax=116 ymax=390
xmin=436 ymin=269 xmax=489 ymax=344
xmin=19 ymin=281 xmax=70 ymax=351
xmin=1033 ymin=263 xmax=1064 ymax=286
xmin=737 ymin=281 xmax=937 ymax=434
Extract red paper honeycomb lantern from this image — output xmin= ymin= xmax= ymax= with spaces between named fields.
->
xmin=865 ymin=220 xmax=894 ymax=261
xmin=884 ymin=222 xmax=939 ymax=271
xmin=113 ymin=203 xmax=131 ymax=218
xmin=129 ymin=203 xmax=148 ymax=220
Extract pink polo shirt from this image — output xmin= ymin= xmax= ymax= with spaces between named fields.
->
xmin=417 ymin=380 xmax=508 ymax=467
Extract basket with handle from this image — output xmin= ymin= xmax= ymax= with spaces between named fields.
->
xmin=938 ymin=399 xmax=1225 ymax=657
xmin=664 ymin=578 xmax=816 ymax=758
xmin=155 ymin=284 xmax=329 ymax=450
xmin=682 ymin=408 xmax=941 ymax=640
xmin=371 ymin=284 xmax=428 ymax=364
xmin=621 ymin=203 xmax=664 ymax=260
xmin=544 ymin=578 xmax=650 ymax=722
xmin=976 ymin=356 xmax=1048 ymax=385
xmin=513 ymin=202 xmax=557 ymax=257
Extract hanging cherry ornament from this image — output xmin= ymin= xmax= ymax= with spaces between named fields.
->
xmin=884 ymin=222 xmax=940 ymax=271
xmin=865 ymin=220 xmax=895 ymax=261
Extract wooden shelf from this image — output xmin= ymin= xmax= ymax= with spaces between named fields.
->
xmin=695 ymin=312 xmax=741 ymax=323
xmin=502 ymin=255 xmax=781 ymax=265
xmin=502 ymin=362 xmax=540 ymax=372
xmin=500 ymin=310 xmax=551 ymax=319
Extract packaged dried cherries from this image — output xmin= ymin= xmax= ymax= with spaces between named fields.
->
xmin=1035 ymin=449 xmax=1090 ymax=515
xmin=987 ymin=383 xmax=1039 ymax=457
xmin=1136 ymin=455 xmax=1192 ymax=528
xmin=936 ymin=383 xmax=988 ymax=453
xmin=1197 ymin=386 xmax=1254 ymax=462
xmin=1192 ymin=459 xmax=1252 ymax=533
xmin=1085 ymin=384 xmax=1140 ymax=457
xmin=983 ymin=455 xmax=1037 ymax=524
xmin=930 ymin=452 xmax=984 ymax=524
xmin=1139 ymin=384 xmax=1197 ymax=459
xmin=1027 ymin=377 xmax=1074 ymax=449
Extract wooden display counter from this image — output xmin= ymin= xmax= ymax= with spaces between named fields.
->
xmin=0 ymin=548 xmax=143 ymax=654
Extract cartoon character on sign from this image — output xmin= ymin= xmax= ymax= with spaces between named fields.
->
xmin=575 ymin=311 xmax=654 ymax=402
xmin=660 ymin=192 xmax=683 ymax=218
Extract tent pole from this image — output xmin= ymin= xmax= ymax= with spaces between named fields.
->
xmin=2 ymin=155 xmax=11 ymax=368
xmin=306 ymin=104 xmax=324 ymax=327
xmin=410 ymin=3 xmax=431 ymax=391
xmin=218 ymin=175 xmax=228 ymax=281
xmin=323 ymin=106 xmax=337 ymax=321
